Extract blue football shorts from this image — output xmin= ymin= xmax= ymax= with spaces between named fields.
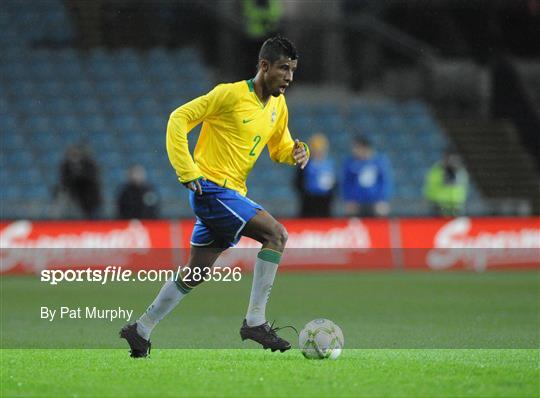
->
xmin=189 ymin=179 xmax=263 ymax=248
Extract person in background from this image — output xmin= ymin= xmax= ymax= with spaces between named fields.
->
xmin=423 ymin=150 xmax=469 ymax=216
xmin=239 ymin=0 xmax=283 ymax=78
xmin=117 ymin=165 xmax=160 ymax=219
xmin=57 ymin=144 xmax=102 ymax=219
xmin=342 ymin=135 xmax=392 ymax=217
xmin=295 ymin=132 xmax=336 ymax=217
xmin=243 ymin=0 xmax=282 ymax=40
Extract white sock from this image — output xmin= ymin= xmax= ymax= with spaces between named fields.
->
xmin=245 ymin=249 xmax=281 ymax=327
xmin=137 ymin=279 xmax=190 ymax=340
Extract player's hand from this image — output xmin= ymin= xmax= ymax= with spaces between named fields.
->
xmin=293 ymin=139 xmax=309 ymax=170
xmin=183 ymin=177 xmax=204 ymax=195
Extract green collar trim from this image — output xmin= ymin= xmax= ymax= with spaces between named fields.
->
xmin=246 ymin=79 xmax=265 ymax=109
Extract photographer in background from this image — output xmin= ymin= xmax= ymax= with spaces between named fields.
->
xmin=423 ymin=150 xmax=469 ymax=216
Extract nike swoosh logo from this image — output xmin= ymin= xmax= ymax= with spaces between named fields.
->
xmin=242 ymin=119 xmax=254 ymax=124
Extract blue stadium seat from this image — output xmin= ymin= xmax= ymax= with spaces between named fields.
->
xmin=1 ymin=115 xmax=18 ymax=131
xmin=110 ymin=115 xmax=138 ymax=132
xmin=73 ymin=97 xmax=100 ymax=115
xmin=2 ymin=186 xmax=21 ymax=201
xmin=45 ymin=97 xmax=73 ymax=115
xmin=81 ymin=115 xmax=107 ymax=132
xmin=64 ymin=80 xmax=94 ymax=97
xmin=4 ymin=151 xmax=34 ymax=169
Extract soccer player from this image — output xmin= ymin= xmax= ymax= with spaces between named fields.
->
xmin=120 ymin=36 xmax=309 ymax=357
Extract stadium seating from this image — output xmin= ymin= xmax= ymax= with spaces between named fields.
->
xmin=0 ymin=0 xmax=481 ymax=219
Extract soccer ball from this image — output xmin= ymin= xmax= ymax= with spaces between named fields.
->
xmin=299 ymin=318 xmax=344 ymax=359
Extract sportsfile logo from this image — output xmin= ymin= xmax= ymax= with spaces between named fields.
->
xmin=0 ymin=220 xmax=151 ymax=272
xmin=426 ymin=218 xmax=540 ymax=271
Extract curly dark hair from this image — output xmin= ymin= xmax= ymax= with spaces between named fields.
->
xmin=258 ymin=35 xmax=298 ymax=63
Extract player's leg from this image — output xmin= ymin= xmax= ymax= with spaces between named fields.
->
xmin=242 ymin=209 xmax=288 ymax=251
xmin=121 ymin=215 xmax=224 ymax=357
xmin=238 ymin=209 xmax=291 ymax=351
xmin=136 ymin=244 xmax=225 ymax=340
xmin=198 ymin=190 xmax=287 ymax=328
xmin=241 ymin=209 xmax=287 ymax=326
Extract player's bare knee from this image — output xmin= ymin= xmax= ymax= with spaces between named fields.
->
xmin=267 ymin=223 xmax=288 ymax=250
xmin=278 ymin=224 xmax=289 ymax=245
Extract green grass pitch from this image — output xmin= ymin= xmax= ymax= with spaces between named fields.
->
xmin=2 ymin=349 xmax=538 ymax=397
xmin=1 ymin=271 xmax=539 ymax=397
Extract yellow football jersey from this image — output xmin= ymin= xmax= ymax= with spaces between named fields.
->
xmin=166 ymin=79 xmax=306 ymax=196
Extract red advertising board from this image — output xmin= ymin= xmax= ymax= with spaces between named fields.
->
xmin=1 ymin=217 xmax=538 ymax=274
xmin=399 ymin=217 xmax=540 ymax=271
xmin=0 ymin=220 xmax=174 ymax=274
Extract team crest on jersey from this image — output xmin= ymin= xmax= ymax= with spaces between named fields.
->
xmin=271 ymin=109 xmax=276 ymax=123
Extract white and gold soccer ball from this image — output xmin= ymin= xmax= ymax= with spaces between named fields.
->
xmin=299 ymin=318 xmax=344 ymax=360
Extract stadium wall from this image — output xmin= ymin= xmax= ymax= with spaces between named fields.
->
xmin=1 ymin=218 xmax=538 ymax=274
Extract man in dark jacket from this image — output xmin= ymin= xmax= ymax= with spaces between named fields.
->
xmin=117 ymin=165 xmax=160 ymax=219
xmin=59 ymin=145 xmax=102 ymax=219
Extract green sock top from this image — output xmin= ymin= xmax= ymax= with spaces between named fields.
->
xmin=257 ymin=248 xmax=282 ymax=264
